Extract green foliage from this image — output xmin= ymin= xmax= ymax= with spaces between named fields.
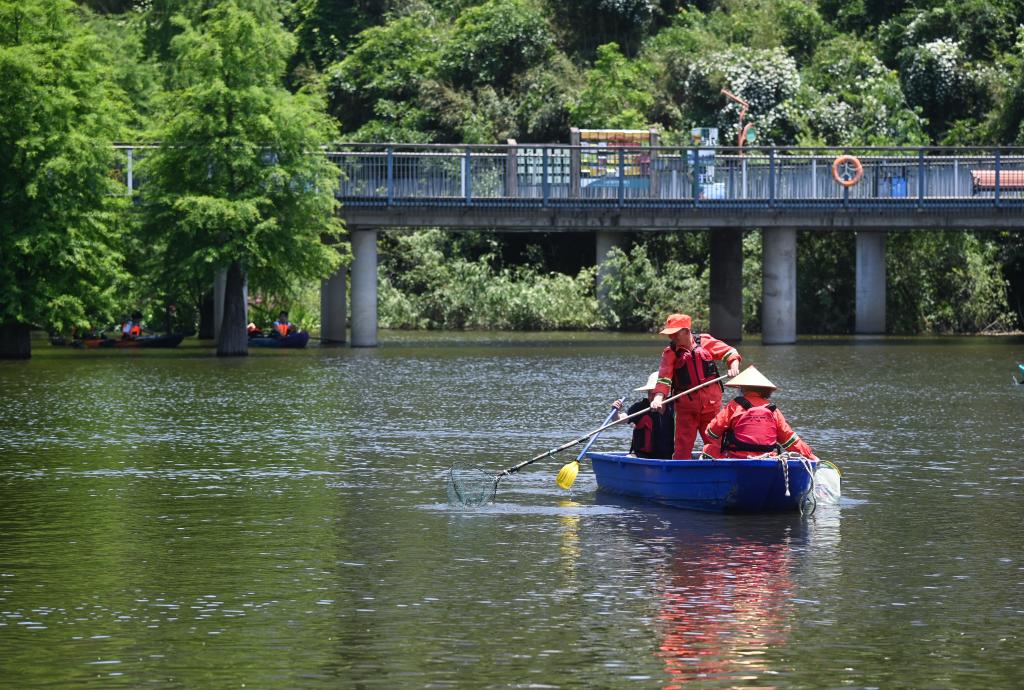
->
xmin=986 ymin=29 xmax=1024 ymax=145
xmin=801 ymin=35 xmax=926 ymax=144
xmin=0 ymin=0 xmax=130 ymax=336
xmin=377 ymin=230 xmax=600 ymax=330
xmin=598 ymin=241 xmax=708 ymax=332
xmin=287 ymin=0 xmax=390 ymax=70
xmin=796 ymin=232 xmax=855 ymax=334
xmin=571 ymin=43 xmax=654 ymax=129
xmin=327 ymin=11 xmax=443 ymax=137
xmin=438 ymin=0 xmax=552 ymax=89
xmin=546 ymin=0 xmax=656 ymax=59
xmin=140 ymin=0 xmax=346 ymax=305
xmin=887 ymin=231 xmax=1014 ymax=334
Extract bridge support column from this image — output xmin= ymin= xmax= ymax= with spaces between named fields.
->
xmin=320 ymin=265 xmax=347 ymax=345
xmin=350 ymin=229 xmax=378 ymax=347
xmin=595 ymin=231 xmax=626 ymax=307
xmin=855 ymin=230 xmax=886 ymax=334
xmin=762 ymin=228 xmax=797 ymax=344
xmin=709 ymin=228 xmax=743 ymax=342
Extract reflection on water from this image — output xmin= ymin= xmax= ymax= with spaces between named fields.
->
xmin=1 ymin=334 xmax=1023 ymax=688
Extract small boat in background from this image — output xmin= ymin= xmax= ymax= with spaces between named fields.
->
xmin=248 ymin=331 xmax=310 ymax=349
xmin=1015 ymin=362 xmax=1024 ymax=384
xmin=74 ymin=333 xmax=185 ymax=349
xmin=585 ymin=451 xmax=818 ymax=513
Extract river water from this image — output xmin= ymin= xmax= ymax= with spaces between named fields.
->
xmin=1 ymin=333 xmax=1022 ymax=689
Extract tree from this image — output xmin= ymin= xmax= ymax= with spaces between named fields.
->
xmin=571 ymin=42 xmax=654 ymax=129
xmin=140 ymin=0 xmax=345 ymax=356
xmin=0 ymin=0 xmax=129 ymax=359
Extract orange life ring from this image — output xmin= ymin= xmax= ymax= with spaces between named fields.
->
xmin=832 ymin=155 xmax=863 ymax=188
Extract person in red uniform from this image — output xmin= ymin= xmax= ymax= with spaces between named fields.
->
xmin=650 ymin=313 xmax=742 ymax=460
xmin=701 ymin=365 xmax=817 ymax=459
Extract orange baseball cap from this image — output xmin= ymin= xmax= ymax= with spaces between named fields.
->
xmin=659 ymin=313 xmax=692 ymax=335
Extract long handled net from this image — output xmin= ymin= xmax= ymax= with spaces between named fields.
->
xmin=447 ymin=463 xmax=501 ymax=507
xmin=446 ymin=375 xmax=730 ymax=508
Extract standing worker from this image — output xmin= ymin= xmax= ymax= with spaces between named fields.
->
xmin=649 ymin=313 xmax=741 ymax=459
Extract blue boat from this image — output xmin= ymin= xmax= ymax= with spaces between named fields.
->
xmin=248 ymin=331 xmax=310 ymax=348
xmin=585 ymin=451 xmax=817 ymax=513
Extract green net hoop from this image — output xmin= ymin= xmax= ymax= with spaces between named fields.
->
xmin=447 ymin=463 xmax=499 ymax=507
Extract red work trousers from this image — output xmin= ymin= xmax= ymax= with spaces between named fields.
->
xmin=672 ymin=385 xmax=723 ymax=460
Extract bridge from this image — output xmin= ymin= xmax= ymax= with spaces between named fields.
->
xmin=117 ymin=143 xmax=1024 ymax=346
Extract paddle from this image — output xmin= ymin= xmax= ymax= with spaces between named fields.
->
xmin=556 ymin=394 xmax=627 ymax=490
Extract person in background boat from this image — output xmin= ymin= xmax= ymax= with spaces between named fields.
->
xmin=122 ymin=312 xmax=144 ymax=339
xmin=271 ymin=311 xmax=296 ymax=337
xmin=163 ymin=303 xmax=177 ymax=335
xmin=649 ymin=313 xmax=742 ymax=460
xmin=247 ymin=322 xmax=264 ymax=337
xmin=701 ymin=365 xmax=816 ymax=460
xmin=611 ymin=371 xmax=675 ymax=459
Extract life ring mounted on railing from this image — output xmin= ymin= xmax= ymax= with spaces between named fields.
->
xmin=832 ymin=154 xmax=863 ymax=188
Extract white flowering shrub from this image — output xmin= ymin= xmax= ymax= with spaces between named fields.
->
xmin=683 ymin=47 xmax=800 ymax=144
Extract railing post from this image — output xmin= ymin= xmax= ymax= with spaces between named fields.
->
xmin=691 ymin=147 xmax=700 ymax=203
xmin=617 ymin=147 xmax=625 ymax=207
xmin=465 ymin=146 xmax=472 ymax=206
xmin=768 ymin=149 xmax=776 ymax=208
xmin=126 ymin=147 xmax=134 ymax=197
xmin=505 ymin=138 xmax=518 ymax=198
xmin=386 ymin=146 xmax=394 ymax=206
xmin=542 ymin=146 xmax=550 ymax=207
xmin=994 ymin=148 xmax=1001 ymax=208
xmin=917 ymin=148 xmax=924 ymax=208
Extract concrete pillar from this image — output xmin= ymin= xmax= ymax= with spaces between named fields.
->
xmin=595 ymin=231 xmax=626 ymax=307
xmin=762 ymin=228 xmax=797 ymax=344
xmin=320 ymin=265 xmax=347 ymax=345
xmin=350 ymin=229 xmax=378 ymax=347
xmin=213 ymin=269 xmax=226 ymax=343
xmin=213 ymin=269 xmax=246 ymax=344
xmin=709 ymin=228 xmax=743 ymax=342
xmin=856 ymin=230 xmax=887 ymax=334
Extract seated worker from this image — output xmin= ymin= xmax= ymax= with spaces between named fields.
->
xmin=246 ymin=322 xmax=263 ymax=337
xmin=701 ymin=365 xmax=817 ymax=460
xmin=122 ymin=312 xmax=143 ymax=339
xmin=612 ymin=371 xmax=675 ymax=459
xmin=271 ymin=311 xmax=296 ymax=337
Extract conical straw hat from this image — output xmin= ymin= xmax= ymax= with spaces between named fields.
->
xmin=634 ymin=371 xmax=659 ymax=391
xmin=725 ymin=365 xmax=777 ymax=390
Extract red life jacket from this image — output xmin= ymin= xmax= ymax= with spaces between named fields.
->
xmin=722 ymin=396 xmax=780 ymax=454
xmin=129 ymin=324 xmax=141 ymax=337
xmin=671 ymin=334 xmax=722 ymax=394
xmin=631 ymin=415 xmax=654 ymax=455
xmin=274 ymin=322 xmax=290 ymax=336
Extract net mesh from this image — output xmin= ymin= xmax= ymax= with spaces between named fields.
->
xmin=446 ymin=463 xmax=499 ymax=507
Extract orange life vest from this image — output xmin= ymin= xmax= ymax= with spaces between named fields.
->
xmin=274 ymin=322 xmax=290 ymax=336
xmin=129 ymin=324 xmax=141 ymax=337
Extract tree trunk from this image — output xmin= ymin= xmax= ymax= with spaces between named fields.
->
xmin=0 ymin=321 xmax=32 ymax=359
xmin=198 ymin=290 xmax=215 ymax=340
xmin=217 ymin=261 xmax=249 ymax=357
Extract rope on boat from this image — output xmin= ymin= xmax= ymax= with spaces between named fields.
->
xmin=776 ymin=453 xmax=791 ymax=496
xmin=796 ymin=455 xmax=818 ymax=516
xmin=754 ymin=451 xmax=818 ymax=514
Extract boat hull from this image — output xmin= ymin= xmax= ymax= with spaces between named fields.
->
xmin=76 ymin=334 xmax=184 ymax=349
xmin=248 ymin=332 xmax=310 ymax=348
xmin=586 ymin=451 xmax=816 ymax=513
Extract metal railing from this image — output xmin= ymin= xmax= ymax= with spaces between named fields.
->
xmin=113 ymin=144 xmax=1024 ymax=210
